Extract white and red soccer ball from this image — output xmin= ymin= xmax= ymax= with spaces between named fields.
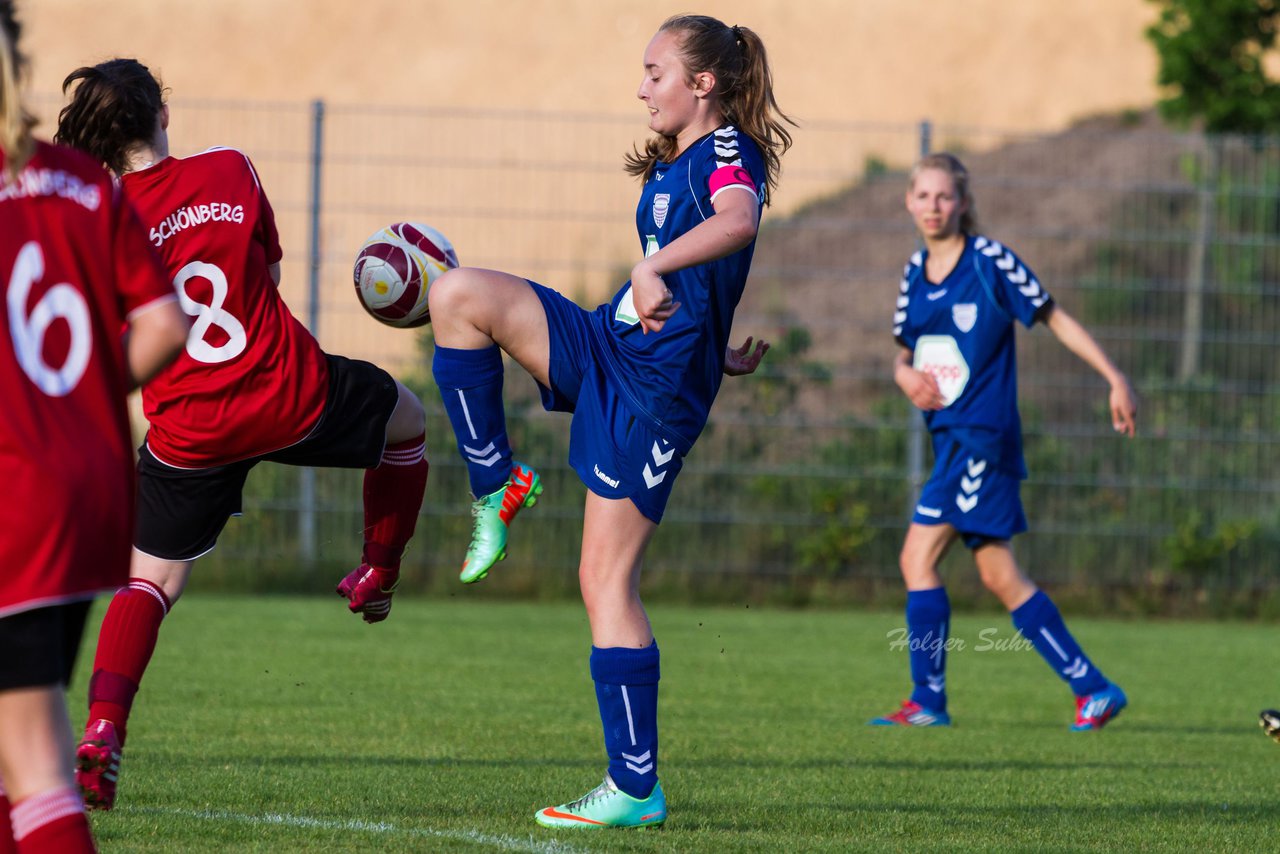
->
xmin=352 ymin=222 xmax=458 ymax=327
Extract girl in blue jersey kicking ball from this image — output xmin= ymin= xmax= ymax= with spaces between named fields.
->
xmin=872 ymin=152 xmax=1137 ymax=731
xmin=427 ymin=15 xmax=791 ymax=828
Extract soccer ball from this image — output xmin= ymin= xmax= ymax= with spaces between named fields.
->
xmin=352 ymin=222 xmax=458 ymax=327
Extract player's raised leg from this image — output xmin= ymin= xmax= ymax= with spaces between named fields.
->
xmin=535 ymin=493 xmax=666 ymax=829
xmin=339 ymin=381 xmax=429 ymax=622
xmin=428 ymin=269 xmax=551 ymax=583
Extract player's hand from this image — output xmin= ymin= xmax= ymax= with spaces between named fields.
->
xmin=630 ymin=260 xmax=681 ymax=334
xmin=724 ymin=336 xmax=770 ymax=376
xmin=1109 ymin=377 xmax=1137 ymax=437
xmin=336 ymin=564 xmax=400 ymax=624
xmin=899 ymin=367 xmax=945 ymax=410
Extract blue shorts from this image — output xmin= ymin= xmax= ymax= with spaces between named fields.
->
xmin=530 ymin=283 xmax=682 ymax=524
xmin=912 ymin=432 xmax=1027 ymax=548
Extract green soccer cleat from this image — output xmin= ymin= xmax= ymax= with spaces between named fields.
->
xmin=534 ymin=774 xmax=666 ymax=830
xmin=459 ymin=462 xmax=542 ymax=584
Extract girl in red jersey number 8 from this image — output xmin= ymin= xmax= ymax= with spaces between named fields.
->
xmin=54 ymin=58 xmax=432 ymax=811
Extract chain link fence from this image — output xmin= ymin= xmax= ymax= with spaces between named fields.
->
xmin=31 ymin=98 xmax=1280 ymax=610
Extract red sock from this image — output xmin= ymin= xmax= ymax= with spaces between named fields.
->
xmin=0 ymin=788 xmax=17 ymax=854
xmin=10 ymin=787 xmax=94 ymax=854
xmin=362 ymin=434 xmax=428 ymax=570
xmin=87 ymin=578 xmax=171 ymax=744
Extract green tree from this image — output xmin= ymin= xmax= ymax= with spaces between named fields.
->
xmin=1147 ymin=0 xmax=1280 ymax=379
xmin=1147 ymin=0 xmax=1280 ymax=133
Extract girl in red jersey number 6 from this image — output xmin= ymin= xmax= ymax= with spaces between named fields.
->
xmin=55 ymin=59 xmax=431 ymax=810
xmin=0 ymin=4 xmax=187 ymax=850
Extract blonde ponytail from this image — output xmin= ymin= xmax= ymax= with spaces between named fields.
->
xmin=0 ymin=1 xmax=34 ymax=179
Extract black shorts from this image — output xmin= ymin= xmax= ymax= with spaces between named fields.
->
xmin=135 ymin=354 xmax=399 ymax=561
xmin=0 ymin=600 xmax=92 ymax=690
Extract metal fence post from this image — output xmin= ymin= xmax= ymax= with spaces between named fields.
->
xmin=906 ymin=119 xmax=931 ymax=516
xmin=300 ymin=99 xmax=325 ymax=564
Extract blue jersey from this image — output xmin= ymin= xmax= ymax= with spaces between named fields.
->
xmin=587 ymin=125 xmax=766 ymax=454
xmin=892 ymin=235 xmax=1054 ymax=476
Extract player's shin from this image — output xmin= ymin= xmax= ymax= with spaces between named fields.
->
xmin=1011 ymin=590 xmax=1107 ymax=696
xmin=906 ymin=587 xmax=950 ymax=713
xmin=431 ymin=344 xmax=512 ymax=498
xmin=591 ymin=642 xmax=660 ymax=800
xmin=361 ymin=434 xmax=428 ymax=570
xmin=87 ymin=578 xmax=171 ymax=743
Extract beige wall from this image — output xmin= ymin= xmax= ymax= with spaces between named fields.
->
xmin=24 ymin=0 xmax=1157 ymax=129
xmin=19 ymin=1 xmax=1163 ymax=373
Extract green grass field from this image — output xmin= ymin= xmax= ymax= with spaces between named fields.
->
xmin=73 ymin=595 xmax=1278 ymax=852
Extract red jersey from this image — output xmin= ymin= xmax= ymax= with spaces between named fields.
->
xmin=0 ymin=141 xmax=177 ymax=617
xmin=121 ymin=148 xmax=329 ymax=468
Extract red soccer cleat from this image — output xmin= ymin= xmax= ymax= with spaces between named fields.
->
xmin=337 ymin=563 xmax=400 ymax=623
xmin=76 ymin=719 xmax=122 ymax=810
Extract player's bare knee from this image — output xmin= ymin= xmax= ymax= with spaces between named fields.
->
xmin=899 ymin=544 xmax=937 ymax=584
xmin=386 ymin=384 xmax=426 ymax=442
xmin=427 ymin=267 xmax=471 ymax=314
xmin=979 ymin=566 xmax=1029 ymax=607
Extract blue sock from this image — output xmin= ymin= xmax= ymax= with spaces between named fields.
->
xmin=1011 ymin=590 xmax=1107 ymax=696
xmin=431 ymin=344 xmax=511 ymax=497
xmin=907 ymin=587 xmax=950 ymax=713
xmin=590 ymin=642 xmax=659 ymax=800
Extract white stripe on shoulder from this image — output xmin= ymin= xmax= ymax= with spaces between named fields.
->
xmin=978 ymin=235 xmax=1047 ymax=304
xmin=712 ymin=124 xmax=743 ymax=167
xmin=893 ymin=252 xmax=924 ymax=337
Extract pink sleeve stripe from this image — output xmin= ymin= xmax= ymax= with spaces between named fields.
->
xmin=708 ymin=163 xmax=756 ymax=202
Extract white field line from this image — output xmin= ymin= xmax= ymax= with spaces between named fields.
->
xmin=122 ymin=805 xmax=589 ymax=853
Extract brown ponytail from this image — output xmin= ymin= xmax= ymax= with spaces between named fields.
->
xmin=624 ymin=15 xmax=795 ymax=204
xmin=56 ymin=58 xmax=166 ymax=176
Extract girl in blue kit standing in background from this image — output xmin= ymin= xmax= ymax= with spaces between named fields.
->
xmin=872 ymin=152 xmax=1137 ymax=731
xmin=427 ymin=14 xmax=789 ymax=828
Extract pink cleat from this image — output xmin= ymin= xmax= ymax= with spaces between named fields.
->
xmin=337 ymin=563 xmax=400 ymax=623
xmin=76 ymin=719 xmax=122 ymax=810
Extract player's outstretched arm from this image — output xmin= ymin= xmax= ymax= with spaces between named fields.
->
xmin=894 ymin=347 xmax=944 ymax=411
xmin=723 ymin=335 xmax=770 ymax=376
xmin=1044 ymin=305 xmax=1137 ymax=436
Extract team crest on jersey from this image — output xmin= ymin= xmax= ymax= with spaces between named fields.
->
xmin=652 ymin=193 xmax=671 ymax=228
xmin=952 ymin=303 xmax=977 ymax=333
